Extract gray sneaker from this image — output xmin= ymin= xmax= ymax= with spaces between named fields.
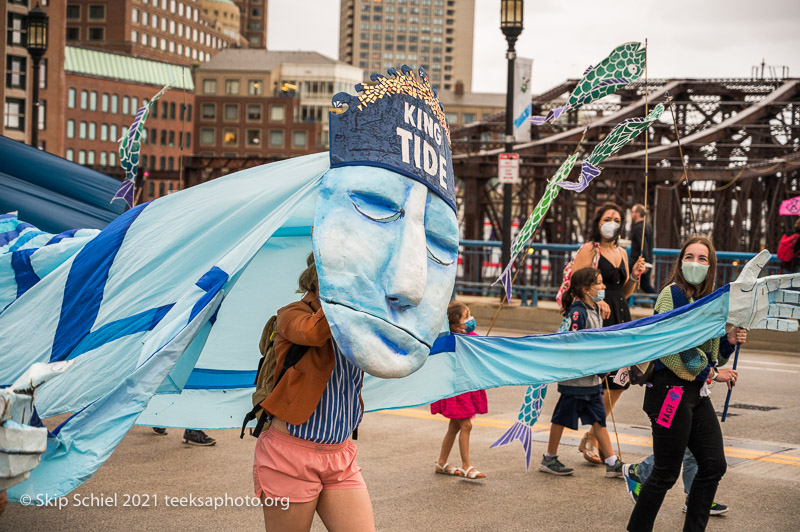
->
xmin=606 ymin=458 xmax=625 ymax=478
xmin=539 ymin=455 xmax=574 ymax=476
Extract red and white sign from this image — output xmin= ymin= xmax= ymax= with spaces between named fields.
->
xmin=498 ymin=153 xmax=520 ymax=184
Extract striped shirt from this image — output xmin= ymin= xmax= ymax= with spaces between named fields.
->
xmin=284 ymin=342 xmax=364 ymax=444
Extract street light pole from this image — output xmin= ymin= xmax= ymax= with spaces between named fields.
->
xmin=25 ymin=3 xmax=49 ymax=149
xmin=500 ymin=0 xmax=524 ymax=275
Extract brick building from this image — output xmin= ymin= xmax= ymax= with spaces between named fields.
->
xmin=65 ymin=0 xmax=244 ymax=67
xmin=64 ymin=46 xmax=194 ymax=201
xmin=229 ymin=0 xmax=267 ymax=48
xmin=1 ymin=0 xmax=66 ymax=154
xmin=193 ymin=50 xmax=363 ymax=156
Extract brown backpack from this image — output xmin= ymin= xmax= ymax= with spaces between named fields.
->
xmin=240 ymin=315 xmax=309 ymax=438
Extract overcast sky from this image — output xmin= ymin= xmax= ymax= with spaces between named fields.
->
xmin=267 ymin=0 xmax=800 ymax=95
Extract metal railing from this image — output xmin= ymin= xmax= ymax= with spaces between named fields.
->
xmin=456 ymin=240 xmax=782 ymax=307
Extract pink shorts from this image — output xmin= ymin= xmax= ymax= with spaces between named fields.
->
xmin=252 ymin=427 xmax=366 ymax=503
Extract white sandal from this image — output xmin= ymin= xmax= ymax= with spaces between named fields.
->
xmin=434 ymin=462 xmax=461 ymax=476
xmin=458 ymin=466 xmax=486 ymax=480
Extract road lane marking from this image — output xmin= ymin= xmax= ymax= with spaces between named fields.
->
xmin=376 ymin=408 xmax=800 ymax=467
xmin=736 ymin=365 xmax=798 ymax=373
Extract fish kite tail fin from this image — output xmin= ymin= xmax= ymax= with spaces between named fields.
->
xmin=490 ymin=420 xmax=533 ymax=470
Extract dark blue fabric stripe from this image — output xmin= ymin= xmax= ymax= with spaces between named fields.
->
xmin=46 ymin=228 xmax=80 ymax=246
xmin=9 ymin=229 xmax=43 ymax=251
xmin=430 ymin=333 xmax=456 ymax=355
xmin=0 ymin=222 xmax=34 ymax=246
xmin=0 ymin=222 xmax=35 ymax=246
xmin=11 ymin=248 xmax=40 ymax=298
xmin=67 ymin=303 xmax=175 ymax=360
xmin=184 ymin=368 xmax=256 ymax=389
xmin=189 ymin=266 xmax=228 ymax=322
xmin=50 ymin=203 xmax=148 ymax=362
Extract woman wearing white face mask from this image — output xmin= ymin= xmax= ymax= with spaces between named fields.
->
xmin=573 ymin=203 xmax=646 ymax=463
xmin=627 ymin=236 xmax=746 ymax=532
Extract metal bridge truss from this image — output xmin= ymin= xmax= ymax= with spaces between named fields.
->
xmin=450 ymin=78 xmax=800 ymax=255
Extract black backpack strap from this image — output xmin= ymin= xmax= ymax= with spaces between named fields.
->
xmin=240 ymin=405 xmax=260 ymax=439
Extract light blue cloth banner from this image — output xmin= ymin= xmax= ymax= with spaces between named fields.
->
xmin=1 ymin=153 xmax=329 ymax=502
xmin=0 ymin=150 xmax=752 ymax=502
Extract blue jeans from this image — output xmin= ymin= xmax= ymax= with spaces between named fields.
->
xmin=636 ymin=448 xmax=697 ymax=495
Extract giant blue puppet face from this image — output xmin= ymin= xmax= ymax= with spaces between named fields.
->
xmin=313 ymin=65 xmax=459 ymax=378
xmin=313 ymin=166 xmax=458 ymax=378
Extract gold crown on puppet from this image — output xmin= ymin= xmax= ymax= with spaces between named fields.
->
xmin=329 ymin=65 xmax=456 ymax=212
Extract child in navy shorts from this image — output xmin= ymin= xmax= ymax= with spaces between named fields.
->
xmin=539 ymin=267 xmax=625 ymax=478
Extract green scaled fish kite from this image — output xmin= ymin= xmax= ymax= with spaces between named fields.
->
xmin=496 ymin=153 xmax=578 ymax=300
xmin=531 ymin=42 xmax=646 ymax=125
xmin=558 ymin=103 xmax=664 ymax=192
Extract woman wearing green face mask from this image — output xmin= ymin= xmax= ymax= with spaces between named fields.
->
xmin=627 ymin=236 xmax=747 ymax=532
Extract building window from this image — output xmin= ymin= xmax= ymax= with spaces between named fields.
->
xmin=224 ymin=103 xmax=238 ymax=121
xmin=109 ymin=152 xmax=116 ymax=166
xmin=223 ymin=128 xmax=238 ymax=146
xmin=292 ymin=131 xmax=308 ymax=148
xmin=122 ymin=96 xmax=130 ymax=115
xmin=159 ymin=157 xmax=166 ymax=170
xmin=111 ymin=94 xmax=118 ymax=113
xmin=88 ymin=27 xmax=104 ymax=41
xmin=169 ymin=102 xmax=176 ymax=120
xmin=5 ymin=55 xmax=26 ymax=89
xmin=184 ymin=132 xmax=191 ymax=149
xmin=247 ymin=129 xmax=261 ymax=146
xmin=67 ymin=119 xmax=75 ymax=138
xmin=100 ymin=123 xmax=108 ymax=141
xmin=269 ymin=130 xmax=284 ymax=147
xmin=186 ymin=104 xmax=192 ymax=121
xmin=248 ymin=80 xmax=263 ymax=96
xmin=200 ymin=128 xmax=215 ymax=145
xmin=66 ymin=27 xmax=80 ymax=40
xmin=37 ymin=100 xmax=45 ymax=130
xmin=201 ymin=103 xmax=216 ymax=120
xmin=168 ymin=157 xmax=174 ymax=170
xmin=161 ymin=101 xmax=168 ymax=118
xmin=88 ymin=5 xmax=105 ymax=19
xmin=100 ymin=151 xmax=107 ymax=165
xmin=225 ymin=79 xmax=239 ymax=95
xmin=78 ymin=121 xmax=87 ymax=139
xmin=168 ymin=130 xmax=175 ymax=147
xmin=66 ymin=149 xmax=74 ymax=161
xmin=7 ymin=13 xmax=26 ymax=46
xmin=88 ymin=151 xmax=96 ymax=165
xmin=101 ymin=93 xmax=109 ymax=112
xmin=110 ymin=124 xmax=118 ymax=141
xmin=90 ymin=91 xmax=98 ymax=111
xmin=68 ymin=88 xmax=76 ymax=108
xmin=270 ymin=105 xmax=285 ymax=122
xmin=203 ymin=79 xmax=216 ymax=95
xmin=247 ymin=104 xmax=262 ymax=121
xmin=160 ymin=129 xmax=167 ymax=145
xmin=4 ymin=98 xmax=25 ymax=131
xmin=78 ymin=150 xmax=87 ymax=165
xmin=66 ymin=5 xmax=80 ymax=19
xmin=463 ymin=112 xmax=476 ymax=124
xmin=132 ymin=7 xmax=139 ymax=22
xmin=89 ymin=122 xmax=97 ymax=140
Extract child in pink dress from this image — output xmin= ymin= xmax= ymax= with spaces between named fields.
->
xmin=432 ymin=301 xmax=488 ymax=479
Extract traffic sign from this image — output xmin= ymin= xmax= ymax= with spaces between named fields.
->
xmin=498 ymin=153 xmax=520 ymax=184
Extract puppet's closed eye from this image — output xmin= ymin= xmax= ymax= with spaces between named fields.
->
xmin=349 ymin=192 xmax=404 ymax=222
xmin=425 ymin=232 xmax=458 ymax=266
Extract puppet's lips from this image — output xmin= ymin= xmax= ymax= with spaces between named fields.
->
xmin=323 ymin=300 xmax=432 ymax=349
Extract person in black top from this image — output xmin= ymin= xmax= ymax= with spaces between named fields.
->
xmin=571 ymin=202 xmax=646 ymax=463
xmin=630 ymin=204 xmax=656 ymax=294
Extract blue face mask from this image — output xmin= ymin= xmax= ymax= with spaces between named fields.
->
xmin=592 ymin=289 xmax=605 ymax=302
xmin=463 ymin=317 xmax=477 ymax=333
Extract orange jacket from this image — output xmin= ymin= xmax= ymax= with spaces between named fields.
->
xmin=260 ymin=292 xmax=335 ymax=425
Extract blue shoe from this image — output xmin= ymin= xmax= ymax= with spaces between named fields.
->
xmin=623 ymin=463 xmax=642 ymax=503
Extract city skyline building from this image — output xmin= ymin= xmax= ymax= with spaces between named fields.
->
xmin=230 ymin=0 xmax=267 ymax=48
xmin=65 ymin=0 xmax=245 ymax=67
xmin=1 ymin=0 xmax=66 ymax=155
xmin=337 ymin=0 xmax=474 ymax=92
